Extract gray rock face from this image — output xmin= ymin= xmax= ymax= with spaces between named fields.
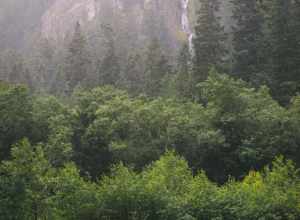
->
xmin=41 ymin=0 xmax=192 ymax=48
xmin=41 ymin=0 xmax=98 ymax=41
xmin=40 ymin=0 xmax=233 ymax=50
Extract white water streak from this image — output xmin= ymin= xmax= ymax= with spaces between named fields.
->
xmin=181 ymin=0 xmax=193 ymax=52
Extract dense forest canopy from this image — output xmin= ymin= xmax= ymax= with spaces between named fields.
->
xmin=1 ymin=0 xmax=300 ymax=219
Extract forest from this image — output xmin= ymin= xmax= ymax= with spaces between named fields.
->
xmin=1 ymin=0 xmax=300 ymax=219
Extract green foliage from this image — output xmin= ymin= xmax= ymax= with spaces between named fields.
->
xmin=1 ymin=141 xmax=300 ymax=219
xmin=31 ymin=95 xmax=67 ymax=141
xmin=97 ymin=164 xmax=173 ymax=220
xmin=260 ymin=0 xmax=300 ymax=104
xmin=2 ymin=73 xmax=300 ymax=183
xmin=192 ymin=0 xmax=227 ymax=82
xmin=65 ymin=22 xmax=90 ymax=91
xmin=0 ymin=139 xmax=98 ymax=220
xmin=198 ymin=71 xmax=293 ymax=181
xmin=75 ymin=86 xmax=223 ymax=178
xmin=1 ymin=73 xmax=300 ymax=218
xmin=0 ymin=139 xmax=55 ymax=219
xmin=1 ymin=0 xmax=300 ymax=217
xmin=97 ymin=152 xmax=199 ymax=220
xmin=173 ymin=44 xmax=194 ymax=99
xmin=144 ymin=38 xmax=171 ymax=97
xmin=0 ymin=84 xmax=33 ymax=161
xmin=231 ymin=0 xmax=265 ymax=82
xmin=70 ymin=86 xmax=128 ymax=177
xmin=121 ymin=52 xmax=145 ymax=95
xmin=98 ymin=24 xmax=121 ymax=86
xmin=48 ymin=164 xmax=99 ymax=220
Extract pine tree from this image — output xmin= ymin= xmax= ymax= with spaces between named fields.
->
xmin=175 ymin=43 xmax=193 ymax=99
xmin=231 ymin=0 xmax=264 ymax=81
xmin=22 ymin=68 xmax=33 ymax=89
xmin=264 ymin=0 xmax=300 ymax=103
xmin=8 ymin=52 xmax=24 ymax=84
xmin=192 ymin=0 xmax=226 ymax=82
xmin=65 ymin=22 xmax=90 ymax=91
xmin=0 ymin=52 xmax=6 ymax=81
xmin=144 ymin=38 xmax=171 ymax=97
xmin=267 ymin=0 xmax=292 ymax=81
xmin=31 ymin=39 xmax=55 ymax=91
xmin=122 ymin=52 xmax=144 ymax=95
xmin=98 ymin=24 xmax=120 ymax=86
xmin=287 ymin=0 xmax=300 ymax=81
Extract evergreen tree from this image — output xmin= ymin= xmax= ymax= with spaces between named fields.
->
xmin=144 ymin=38 xmax=171 ymax=97
xmin=0 ymin=51 xmax=26 ymax=84
xmin=0 ymin=53 xmax=6 ymax=81
xmin=65 ymin=22 xmax=90 ymax=91
xmin=268 ymin=0 xmax=292 ymax=81
xmin=264 ymin=0 xmax=300 ymax=103
xmin=122 ymin=52 xmax=144 ymax=95
xmin=231 ymin=0 xmax=264 ymax=82
xmin=175 ymin=43 xmax=193 ymax=99
xmin=98 ymin=24 xmax=120 ymax=86
xmin=34 ymin=39 xmax=55 ymax=91
xmin=26 ymin=38 xmax=56 ymax=92
xmin=192 ymin=0 xmax=226 ymax=82
xmin=21 ymin=68 xmax=33 ymax=89
xmin=290 ymin=0 xmax=300 ymax=79
xmin=8 ymin=53 xmax=25 ymax=84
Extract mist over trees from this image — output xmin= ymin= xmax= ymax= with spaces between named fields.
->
xmin=1 ymin=0 xmax=300 ymax=219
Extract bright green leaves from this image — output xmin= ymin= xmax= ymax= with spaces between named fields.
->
xmin=75 ymin=87 xmax=223 ymax=178
xmin=0 ymin=139 xmax=54 ymax=219
xmin=0 ymin=85 xmax=33 ymax=161
xmin=96 ymin=152 xmax=300 ymax=220
xmin=0 ymin=139 xmax=98 ymax=220
xmin=197 ymin=72 xmax=292 ymax=181
xmin=97 ymin=152 xmax=192 ymax=220
xmin=1 ymin=141 xmax=300 ymax=220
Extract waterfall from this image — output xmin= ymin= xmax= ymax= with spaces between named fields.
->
xmin=181 ymin=0 xmax=193 ymax=52
xmin=86 ymin=1 xmax=96 ymax=21
xmin=113 ymin=0 xmax=123 ymax=10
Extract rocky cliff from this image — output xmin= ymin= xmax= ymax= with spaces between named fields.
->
xmin=41 ymin=0 xmax=233 ymax=51
xmin=0 ymin=0 xmax=233 ymax=51
xmin=41 ymin=0 xmax=98 ymax=41
xmin=41 ymin=0 xmax=198 ymax=50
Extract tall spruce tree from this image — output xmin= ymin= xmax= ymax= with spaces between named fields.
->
xmin=192 ymin=0 xmax=226 ymax=82
xmin=231 ymin=0 xmax=264 ymax=82
xmin=290 ymin=0 xmax=300 ymax=77
xmin=65 ymin=22 xmax=90 ymax=91
xmin=175 ymin=43 xmax=193 ymax=99
xmin=144 ymin=38 xmax=171 ymax=97
xmin=31 ymin=39 xmax=55 ymax=91
xmin=122 ymin=52 xmax=144 ymax=95
xmin=264 ymin=0 xmax=300 ymax=103
xmin=0 ymin=52 xmax=8 ymax=82
xmin=98 ymin=24 xmax=120 ymax=86
xmin=8 ymin=52 xmax=25 ymax=84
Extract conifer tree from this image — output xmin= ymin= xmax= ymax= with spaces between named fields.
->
xmin=264 ymin=0 xmax=300 ymax=103
xmin=267 ymin=0 xmax=292 ymax=81
xmin=8 ymin=53 xmax=24 ymax=84
xmin=192 ymin=0 xmax=226 ymax=82
xmin=285 ymin=0 xmax=300 ymax=82
xmin=0 ymin=53 xmax=5 ymax=81
xmin=65 ymin=22 xmax=90 ymax=90
xmin=123 ymin=52 xmax=144 ymax=95
xmin=31 ymin=39 xmax=55 ymax=91
xmin=231 ymin=0 xmax=264 ymax=81
xmin=175 ymin=43 xmax=193 ymax=99
xmin=144 ymin=38 xmax=171 ymax=97
xmin=98 ymin=24 xmax=120 ymax=86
